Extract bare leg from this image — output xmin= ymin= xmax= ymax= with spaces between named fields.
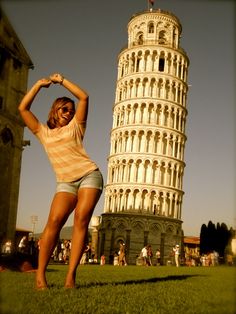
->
xmin=64 ymin=188 xmax=101 ymax=288
xmin=36 ymin=192 xmax=77 ymax=289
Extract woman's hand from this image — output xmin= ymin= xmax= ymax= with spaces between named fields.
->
xmin=37 ymin=78 xmax=52 ymax=88
xmin=49 ymin=74 xmax=89 ymax=123
xmin=50 ymin=73 xmax=64 ymax=84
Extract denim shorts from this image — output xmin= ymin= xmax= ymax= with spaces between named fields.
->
xmin=56 ymin=169 xmax=103 ymax=195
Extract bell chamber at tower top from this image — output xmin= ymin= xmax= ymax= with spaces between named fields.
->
xmin=127 ymin=10 xmax=184 ymax=49
xmin=116 ymin=10 xmax=189 ymax=108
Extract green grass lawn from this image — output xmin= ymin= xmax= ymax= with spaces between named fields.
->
xmin=0 ymin=265 xmax=235 ymax=314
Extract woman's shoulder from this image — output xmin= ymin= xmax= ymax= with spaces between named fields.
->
xmin=72 ymin=115 xmax=87 ymax=136
xmin=34 ymin=122 xmax=46 ymax=136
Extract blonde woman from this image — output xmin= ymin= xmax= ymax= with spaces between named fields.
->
xmin=18 ymin=73 xmax=103 ymax=289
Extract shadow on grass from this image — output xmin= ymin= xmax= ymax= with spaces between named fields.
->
xmin=76 ymin=274 xmax=202 ymax=289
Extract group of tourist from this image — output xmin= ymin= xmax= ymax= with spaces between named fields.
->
xmin=139 ymin=244 xmax=179 ymax=267
xmin=199 ymin=251 xmax=219 ymax=267
xmin=140 ymin=244 xmax=155 ymax=266
xmin=17 ymin=236 xmax=40 ymax=256
xmin=52 ymin=240 xmax=71 ymax=264
xmin=52 ymin=241 xmax=98 ymax=265
xmin=2 ymin=236 xmax=234 ymax=269
xmin=182 ymin=250 xmax=233 ymax=267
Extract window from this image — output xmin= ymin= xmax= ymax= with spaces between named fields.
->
xmin=158 ymin=31 xmax=166 ymax=44
xmin=148 ymin=23 xmax=154 ymax=34
xmin=136 ymin=33 xmax=143 ymax=45
xmin=159 ymin=58 xmax=165 ymax=72
xmin=1 ymin=128 xmax=13 ymax=145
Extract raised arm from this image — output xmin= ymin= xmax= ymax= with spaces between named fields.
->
xmin=18 ymin=78 xmax=51 ymax=133
xmin=50 ymin=73 xmax=89 ymax=122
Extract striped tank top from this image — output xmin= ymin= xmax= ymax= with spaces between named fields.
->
xmin=35 ymin=115 xmax=98 ymax=182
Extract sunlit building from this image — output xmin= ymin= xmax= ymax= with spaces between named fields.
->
xmin=0 ymin=7 xmax=33 ymax=250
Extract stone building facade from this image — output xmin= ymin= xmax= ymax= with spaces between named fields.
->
xmin=0 ymin=7 xmax=33 ymax=250
xmin=96 ymin=9 xmax=189 ymax=264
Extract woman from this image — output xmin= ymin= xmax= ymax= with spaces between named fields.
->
xmin=118 ymin=242 xmax=127 ymax=266
xmin=18 ymin=73 xmax=103 ymax=289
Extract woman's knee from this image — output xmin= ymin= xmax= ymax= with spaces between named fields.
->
xmin=48 ymin=194 xmax=76 ymax=229
xmin=47 ymin=214 xmax=66 ymax=230
xmin=74 ymin=211 xmax=90 ymax=229
xmin=74 ymin=188 xmax=101 ymax=227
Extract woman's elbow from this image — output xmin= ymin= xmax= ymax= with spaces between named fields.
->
xmin=18 ymin=105 xmax=24 ymax=115
xmin=18 ymin=102 xmax=25 ymax=112
xmin=83 ymin=94 xmax=89 ymax=102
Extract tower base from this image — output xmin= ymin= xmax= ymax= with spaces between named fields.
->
xmin=98 ymin=212 xmax=183 ymax=265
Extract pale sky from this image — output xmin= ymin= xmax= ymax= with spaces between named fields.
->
xmin=1 ymin=0 xmax=235 ymax=236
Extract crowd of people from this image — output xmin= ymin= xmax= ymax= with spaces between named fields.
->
xmin=1 ymin=236 xmax=40 ymax=257
xmin=140 ymin=244 xmax=154 ymax=266
xmin=2 ymin=237 xmax=234 ymax=268
xmin=184 ymin=250 xmax=234 ymax=267
xmin=1 ymin=236 xmax=98 ymax=265
xmin=137 ymin=245 xmax=232 ymax=267
xmin=50 ymin=240 xmax=98 ymax=265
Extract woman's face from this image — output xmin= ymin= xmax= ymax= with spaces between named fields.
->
xmin=56 ymin=102 xmax=75 ymax=127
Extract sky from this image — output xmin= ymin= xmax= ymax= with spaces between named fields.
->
xmin=1 ymin=0 xmax=235 ymax=236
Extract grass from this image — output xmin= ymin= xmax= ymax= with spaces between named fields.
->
xmin=0 ymin=265 xmax=235 ymax=314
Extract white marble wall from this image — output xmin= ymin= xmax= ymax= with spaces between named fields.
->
xmin=104 ymin=9 xmax=188 ymax=223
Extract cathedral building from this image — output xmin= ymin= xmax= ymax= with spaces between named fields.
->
xmin=0 ymin=7 xmax=33 ymax=250
xmin=96 ymin=8 xmax=189 ymax=264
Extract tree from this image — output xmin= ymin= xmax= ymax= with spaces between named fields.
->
xmin=207 ymin=221 xmax=217 ymax=251
xmin=200 ymin=221 xmax=232 ymax=260
xmin=200 ymin=224 xmax=208 ymax=254
xmin=218 ymin=223 xmax=230 ymax=257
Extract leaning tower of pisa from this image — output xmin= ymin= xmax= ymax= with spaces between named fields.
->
xmin=98 ymin=8 xmax=189 ymax=264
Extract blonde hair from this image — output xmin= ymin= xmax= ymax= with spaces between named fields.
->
xmin=47 ymin=97 xmax=75 ymax=129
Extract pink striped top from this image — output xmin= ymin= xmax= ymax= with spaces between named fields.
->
xmin=35 ymin=115 xmax=98 ymax=182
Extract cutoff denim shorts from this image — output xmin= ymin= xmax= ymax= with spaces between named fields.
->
xmin=56 ymin=169 xmax=103 ymax=195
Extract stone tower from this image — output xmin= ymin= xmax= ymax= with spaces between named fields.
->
xmin=0 ymin=7 xmax=33 ymax=250
xmin=98 ymin=8 xmax=189 ymax=264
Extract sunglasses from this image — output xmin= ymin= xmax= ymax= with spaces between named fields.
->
xmin=60 ymin=107 xmax=75 ymax=115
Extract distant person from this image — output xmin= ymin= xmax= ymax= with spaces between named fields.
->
xmin=155 ymin=249 xmax=161 ymax=266
xmin=80 ymin=248 xmax=87 ymax=265
xmin=173 ymin=244 xmax=180 ymax=267
xmin=4 ymin=240 xmax=12 ymax=254
xmin=141 ymin=246 xmax=148 ymax=266
xmin=213 ymin=251 xmax=219 ymax=266
xmin=100 ymin=255 xmax=106 ymax=265
xmin=18 ymin=73 xmax=103 ymax=289
xmin=226 ymin=254 xmax=233 ymax=266
xmin=147 ymin=244 xmax=153 ymax=266
xmin=113 ymin=252 xmax=119 ymax=266
xmin=63 ymin=240 xmax=71 ymax=264
xmin=18 ymin=236 xmax=27 ymax=253
xmin=118 ymin=242 xmax=127 ymax=266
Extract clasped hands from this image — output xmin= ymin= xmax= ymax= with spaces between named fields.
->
xmin=38 ymin=73 xmax=64 ymax=88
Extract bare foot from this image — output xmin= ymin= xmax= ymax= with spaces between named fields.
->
xmin=36 ymin=271 xmax=48 ymax=290
xmin=64 ymin=273 xmax=76 ymax=288
xmin=36 ymin=284 xmax=48 ymax=291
